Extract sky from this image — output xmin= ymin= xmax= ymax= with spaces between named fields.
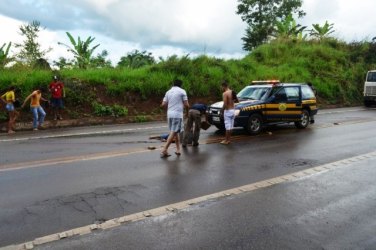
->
xmin=0 ymin=0 xmax=375 ymax=66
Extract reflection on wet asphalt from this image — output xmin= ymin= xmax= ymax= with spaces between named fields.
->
xmin=1 ymin=108 xmax=376 ymax=246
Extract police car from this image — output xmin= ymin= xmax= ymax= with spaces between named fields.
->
xmin=207 ymin=82 xmax=318 ymax=134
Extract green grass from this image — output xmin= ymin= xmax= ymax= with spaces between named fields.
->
xmin=134 ymin=115 xmax=149 ymax=123
xmin=1 ymin=38 xmax=374 ymax=120
xmin=92 ymin=102 xmax=128 ymax=117
xmin=0 ymin=68 xmax=52 ymax=97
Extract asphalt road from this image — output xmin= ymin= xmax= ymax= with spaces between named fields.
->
xmin=39 ymin=152 xmax=376 ymax=250
xmin=1 ymin=107 xmax=376 ymax=249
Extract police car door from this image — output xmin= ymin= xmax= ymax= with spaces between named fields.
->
xmin=265 ymin=86 xmax=301 ymax=122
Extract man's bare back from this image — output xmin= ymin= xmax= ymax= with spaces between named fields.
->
xmin=223 ymin=89 xmax=235 ymax=110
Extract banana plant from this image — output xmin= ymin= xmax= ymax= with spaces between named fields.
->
xmin=274 ymin=14 xmax=307 ymax=39
xmin=58 ymin=32 xmax=100 ymax=69
xmin=309 ymin=21 xmax=335 ymax=41
xmin=0 ymin=42 xmax=12 ymax=68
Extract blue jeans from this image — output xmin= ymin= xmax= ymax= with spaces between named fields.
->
xmin=31 ymin=106 xmax=46 ymax=129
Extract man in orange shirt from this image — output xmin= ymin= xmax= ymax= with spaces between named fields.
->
xmin=22 ymin=89 xmax=48 ymax=130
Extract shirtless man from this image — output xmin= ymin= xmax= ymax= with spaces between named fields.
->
xmin=221 ymin=81 xmax=238 ymax=145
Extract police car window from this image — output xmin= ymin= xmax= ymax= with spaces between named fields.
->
xmin=285 ymin=87 xmax=300 ymax=101
xmin=238 ymin=87 xmax=269 ymax=100
xmin=269 ymin=86 xmax=283 ymax=97
xmin=237 ymin=87 xmax=252 ymax=98
xmin=250 ymin=88 xmax=268 ymax=100
xmin=273 ymin=88 xmax=287 ymax=101
xmin=301 ymin=85 xmax=315 ymax=99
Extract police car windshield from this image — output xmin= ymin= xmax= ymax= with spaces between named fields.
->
xmin=237 ymin=86 xmax=269 ymax=100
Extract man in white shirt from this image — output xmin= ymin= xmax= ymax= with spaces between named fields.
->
xmin=160 ymin=79 xmax=189 ymax=157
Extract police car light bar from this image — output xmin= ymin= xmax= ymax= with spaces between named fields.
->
xmin=251 ymin=80 xmax=280 ymax=84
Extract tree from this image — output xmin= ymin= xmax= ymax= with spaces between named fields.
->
xmin=117 ymin=50 xmax=155 ymax=69
xmin=0 ymin=42 xmax=13 ymax=68
xmin=273 ymin=14 xmax=306 ymax=40
xmin=53 ymin=57 xmax=74 ymax=69
xmin=91 ymin=50 xmax=112 ymax=68
xmin=14 ymin=20 xmax=51 ymax=66
xmin=33 ymin=58 xmax=51 ymax=70
xmin=58 ymin=32 xmax=100 ymax=69
xmin=236 ymin=0 xmax=305 ymax=51
xmin=367 ymin=39 xmax=376 ymax=64
xmin=309 ymin=21 xmax=335 ymax=41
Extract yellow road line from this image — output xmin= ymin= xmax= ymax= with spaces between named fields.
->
xmin=1 ymin=118 xmax=372 ymax=173
xmin=0 ymin=135 xmax=254 ymax=172
xmin=4 ymin=150 xmax=376 ymax=250
xmin=0 ymin=148 xmax=151 ymax=172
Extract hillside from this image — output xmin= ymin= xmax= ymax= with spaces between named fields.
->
xmin=1 ymin=38 xmax=375 ymax=123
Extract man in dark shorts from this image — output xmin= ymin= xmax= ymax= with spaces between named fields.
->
xmin=49 ymin=75 xmax=65 ymax=120
xmin=182 ymin=103 xmax=207 ymax=147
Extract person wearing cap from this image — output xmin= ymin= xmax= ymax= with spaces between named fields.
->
xmin=182 ymin=103 xmax=207 ymax=147
xmin=49 ymin=75 xmax=65 ymax=120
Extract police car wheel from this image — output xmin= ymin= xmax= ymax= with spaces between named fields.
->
xmin=246 ymin=114 xmax=262 ymax=135
xmin=295 ymin=109 xmax=309 ymax=129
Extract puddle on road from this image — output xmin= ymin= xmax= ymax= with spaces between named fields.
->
xmin=282 ymin=159 xmax=317 ymax=169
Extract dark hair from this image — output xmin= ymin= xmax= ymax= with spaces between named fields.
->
xmin=39 ymin=86 xmax=47 ymax=92
xmin=173 ymin=79 xmax=183 ymax=87
xmin=8 ymin=85 xmax=16 ymax=91
xmin=221 ymin=80 xmax=229 ymax=88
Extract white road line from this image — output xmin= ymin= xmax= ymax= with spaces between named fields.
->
xmin=0 ymin=125 xmax=167 ymax=143
xmin=1 ymin=107 xmax=375 ymax=143
xmin=317 ymin=107 xmax=376 ymax=115
xmin=3 ymin=150 xmax=375 ymax=250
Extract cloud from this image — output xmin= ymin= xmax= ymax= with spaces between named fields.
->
xmin=0 ymin=0 xmax=85 ymax=30
xmin=0 ymin=0 xmax=246 ymax=55
xmin=2 ymin=0 xmax=375 ymax=66
xmin=90 ymin=0 xmax=246 ymax=53
xmin=301 ymin=0 xmax=376 ymax=41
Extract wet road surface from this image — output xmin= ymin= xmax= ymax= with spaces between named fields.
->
xmin=38 ymin=153 xmax=376 ymax=250
xmin=0 ymin=107 xmax=376 ymax=248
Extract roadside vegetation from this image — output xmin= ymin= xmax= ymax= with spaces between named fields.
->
xmin=1 ymin=0 xmax=376 ymax=122
xmin=1 ymin=38 xmax=376 ymax=121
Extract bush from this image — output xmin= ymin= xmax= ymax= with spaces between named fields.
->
xmin=134 ymin=115 xmax=149 ymax=123
xmin=0 ymin=38 xmax=371 ymax=119
xmin=92 ymin=102 xmax=128 ymax=117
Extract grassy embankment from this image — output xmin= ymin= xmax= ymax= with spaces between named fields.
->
xmin=0 ymin=39 xmax=374 ymax=121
